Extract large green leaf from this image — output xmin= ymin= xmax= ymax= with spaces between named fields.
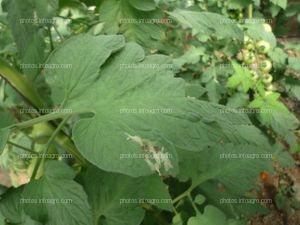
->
xmin=270 ymin=0 xmax=287 ymax=9
xmin=141 ymin=174 xmax=173 ymax=212
xmin=84 ymin=166 xmax=172 ymax=225
xmin=45 ymin=34 xmax=125 ymax=103
xmin=44 ymin=34 xmax=273 ymax=177
xmin=269 ymin=112 xmax=300 ymax=150
xmin=186 ymin=100 xmax=271 ymax=147
xmin=129 ymin=0 xmax=156 ymax=11
xmin=268 ymin=47 xmax=288 ymax=71
xmin=288 ymin=56 xmax=300 ymax=72
xmin=199 ymin=180 xmax=269 ymax=218
xmin=0 ymin=188 xmax=25 ymax=224
xmin=206 ymin=79 xmax=224 ymax=103
xmin=0 ymin=213 xmax=4 ymax=225
xmin=249 ymin=93 xmax=300 ymax=149
xmin=34 ymin=0 xmax=58 ymax=19
xmin=173 ymin=46 xmax=205 ymax=69
xmin=84 ymin=167 xmax=144 ymax=225
xmin=178 ymin=143 xmax=273 ymax=193
xmin=280 ymin=76 xmax=300 ymax=101
xmin=168 ymin=9 xmax=243 ymax=40
xmin=99 ymin=0 xmax=165 ymax=48
xmin=0 ymin=187 xmax=41 ymax=225
xmin=23 ymin=161 xmax=92 ymax=225
xmin=226 ymin=93 xmax=249 ymax=108
xmin=188 ymin=205 xmax=227 ymax=225
xmin=178 ymin=143 xmax=274 ymax=217
xmin=1 ymin=0 xmax=58 ymax=80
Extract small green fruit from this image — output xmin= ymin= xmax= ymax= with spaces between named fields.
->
xmin=243 ymin=51 xmax=256 ymax=64
xmin=263 ymin=23 xmax=272 ymax=32
xmin=266 ymin=84 xmax=274 ymax=91
xmin=238 ymin=12 xmax=243 ymax=20
xmin=256 ymin=40 xmax=271 ymax=54
xmin=251 ymin=71 xmax=259 ymax=81
xmin=263 ymin=74 xmax=273 ymax=84
xmin=237 ymin=51 xmax=244 ymax=61
xmin=245 ymin=43 xmax=255 ymax=51
xmin=244 ymin=35 xmax=253 ymax=45
xmin=243 ymin=36 xmax=255 ymax=51
xmin=30 ymin=123 xmax=53 ymax=144
xmin=260 ymin=60 xmax=272 ymax=73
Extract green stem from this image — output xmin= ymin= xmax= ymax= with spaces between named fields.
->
xmin=172 ymin=186 xmax=201 ymax=215
xmin=8 ymin=109 xmax=94 ymax=130
xmin=172 ymin=176 xmax=212 ymax=206
xmin=188 ymin=193 xmax=200 ymax=215
xmin=247 ymin=4 xmax=253 ymax=19
xmin=7 ymin=141 xmax=37 ymax=154
xmin=172 ymin=205 xmax=179 ymax=215
xmin=48 ymin=26 xmax=54 ymax=51
xmin=0 ymin=58 xmax=44 ymax=109
xmin=55 ymin=136 xmax=87 ymax=166
xmin=9 ymin=110 xmax=93 ymax=166
xmin=31 ymin=116 xmax=71 ymax=180
xmin=172 ymin=187 xmax=191 ymax=204
xmin=0 ymin=57 xmax=89 ymax=167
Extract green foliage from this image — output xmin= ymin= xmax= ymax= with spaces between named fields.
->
xmin=187 ymin=205 xmax=227 ymax=225
xmin=244 ymin=23 xmax=276 ymax=48
xmin=280 ymin=76 xmax=300 ymax=100
xmin=0 ymin=0 xmax=300 ymax=224
xmin=23 ymin=161 xmax=92 ymax=225
xmin=84 ymin=166 xmax=172 ymax=225
xmin=226 ymin=62 xmax=253 ymax=92
xmin=43 ymin=33 xmax=272 ymax=177
xmin=249 ymin=93 xmax=299 ymax=149
xmin=268 ymin=47 xmax=288 ymax=70
xmin=1 ymin=0 xmax=58 ymax=80
xmin=288 ymin=56 xmax=300 ymax=72
xmin=99 ymin=0 xmax=165 ymax=48
xmin=178 ymin=142 xmax=273 ymax=197
xmin=270 ymin=0 xmax=287 ymax=9
xmin=168 ymin=9 xmax=243 ymax=40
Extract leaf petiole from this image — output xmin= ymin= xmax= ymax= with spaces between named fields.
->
xmin=7 ymin=141 xmax=37 ymax=154
xmin=247 ymin=4 xmax=253 ymax=19
xmin=188 ymin=193 xmax=200 ymax=215
xmin=30 ymin=115 xmax=71 ymax=180
xmin=8 ymin=109 xmax=95 ymax=130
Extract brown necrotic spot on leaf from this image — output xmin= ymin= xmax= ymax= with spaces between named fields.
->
xmin=126 ymin=134 xmax=173 ymax=175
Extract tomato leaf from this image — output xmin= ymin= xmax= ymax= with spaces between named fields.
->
xmin=1 ymin=0 xmax=58 ymax=80
xmin=270 ymin=0 xmax=287 ymax=9
xmin=168 ymin=9 xmax=244 ymax=40
xmin=99 ymin=0 xmax=165 ymax=48
xmin=226 ymin=62 xmax=253 ymax=92
xmin=44 ymin=34 xmax=277 ymax=177
xmin=84 ymin=166 xmax=172 ymax=225
xmin=23 ymin=161 xmax=92 ymax=225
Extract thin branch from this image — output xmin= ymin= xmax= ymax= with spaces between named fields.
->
xmin=7 ymin=141 xmax=37 ymax=154
xmin=31 ymin=116 xmax=71 ymax=180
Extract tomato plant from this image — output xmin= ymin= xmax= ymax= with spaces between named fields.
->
xmin=0 ymin=0 xmax=300 ymax=225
